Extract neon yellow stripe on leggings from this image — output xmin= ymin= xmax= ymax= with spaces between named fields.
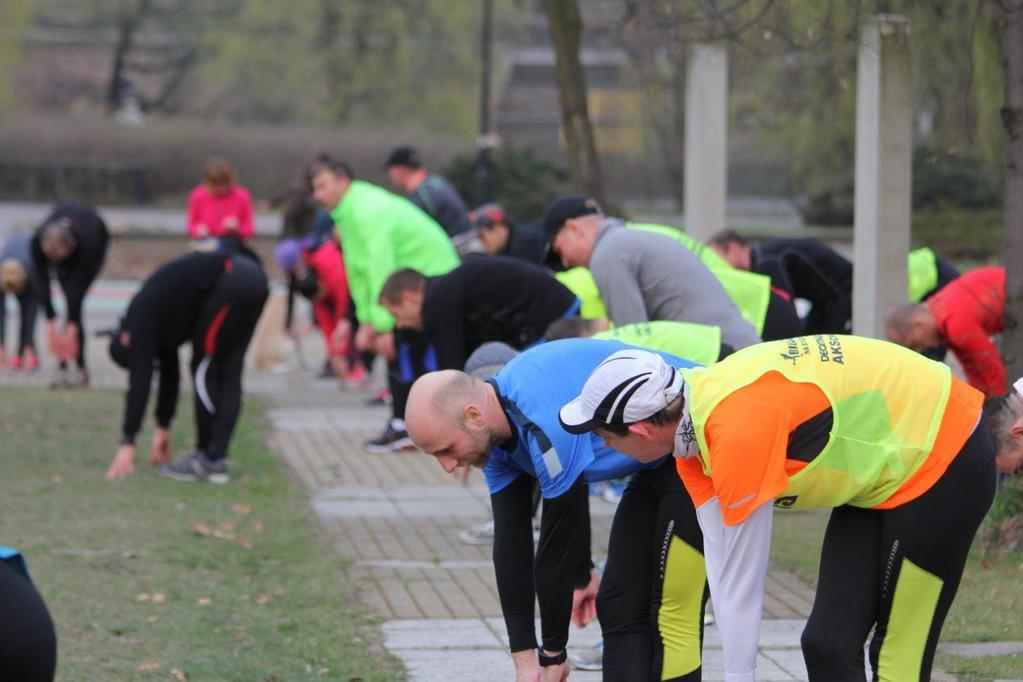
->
xmin=876 ymin=558 xmax=943 ymax=682
xmin=658 ymin=536 xmax=705 ymax=680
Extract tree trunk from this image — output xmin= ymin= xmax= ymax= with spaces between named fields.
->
xmin=543 ymin=0 xmax=606 ymax=205
xmin=1000 ymin=0 xmax=1023 ymax=382
xmin=106 ymin=0 xmax=151 ymax=112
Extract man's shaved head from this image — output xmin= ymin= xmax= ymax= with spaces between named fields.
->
xmin=406 ymin=370 xmax=502 ymax=471
xmin=407 ymin=370 xmax=480 ymax=434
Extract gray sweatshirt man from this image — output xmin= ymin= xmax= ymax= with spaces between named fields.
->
xmin=590 ymin=220 xmax=760 ymax=349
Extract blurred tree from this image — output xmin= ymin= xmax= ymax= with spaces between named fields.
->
xmin=544 ymin=0 xmax=606 ymax=204
xmin=199 ymin=0 xmax=483 ymax=133
xmin=0 ymin=0 xmax=36 ymax=116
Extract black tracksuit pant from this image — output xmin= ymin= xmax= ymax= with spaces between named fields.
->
xmin=599 ymin=458 xmax=709 ymax=682
xmin=190 ymin=257 xmax=267 ymax=461
xmin=801 ymin=423 xmax=996 ymax=681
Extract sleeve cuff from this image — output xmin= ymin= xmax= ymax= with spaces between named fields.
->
xmin=724 ymin=672 xmax=755 ymax=682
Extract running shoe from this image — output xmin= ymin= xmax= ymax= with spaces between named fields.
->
xmin=569 ymin=642 xmax=603 ymax=671
xmin=7 ymin=355 xmax=21 ymax=371
xmin=25 ymin=355 xmax=39 ymax=373
xmin=343 ymin=364 xmax=374 ymax=389
xmin=364 ymin=389 xmax=393 ymax=407
xmin=458 ymin=520 xmax=495 ymax=545
xmin=318 ymin=359 xmax=335 ymax=379
xmin=457 ymin=518 xmax=541 ymax=545
xmin=50 ymin=367 xmax=89 ymax=389
xmin=363 ymin=422 xmax=415 ymax=453
xmin=158 ymin=452 xmax=230 ymax=484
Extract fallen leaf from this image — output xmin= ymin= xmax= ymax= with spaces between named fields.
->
xmin=233 ymin=503 xmax=253 ymax=516
xmin=197 ymin=597 xmax=212 ymax=606
xmin=221 ymin=521 xmax=236 ymax=533
xmin=171 ymin=668 xmax=188 ymax=681
xmin=136 ymin=593 xmax=151 ymax=602
xmin=256 ymin=593 xmax=272 ymax=605
xmin=151 ymin=593 xmax=166 ymax=604
xmin=236 ymin=538 xmax=254 ymax=549
xmin=51 ymin=475 xmax=64 ymax=484
xmin=272 ymin=586 xmax=286 ymax=596
xmin=252 ymin=522 xmax=264 ymax=533
xmin=193 ymin=523 xmax=213 ymax=537
xmin=136 ymin=662 xmax=161 ymax=671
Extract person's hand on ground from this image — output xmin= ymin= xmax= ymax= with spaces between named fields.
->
xmin=354 ymin=324 xmax=376 ymax=352
xmin=511 ymin=650 xmax=541 ymax=681
xmin=149 ymin=428 xmax=171 ymax=467
xmin=46 ymin=320 xmax=65 ymax=360
xmin=571 ymin=568 xmax=600 ymax=627
xmin=63 ymin=322 xmax=80 ymax=361
xmin=373 ymin=331 xmax=395 ymax=361
xmin=106 ymin=444 xmax=136 ymax=479
xmin=539 ymin=657 xmax=570 ymax=682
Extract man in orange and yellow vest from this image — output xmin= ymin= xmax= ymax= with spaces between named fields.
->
xmin=560 ymin=335 xmax=1017 ymax=682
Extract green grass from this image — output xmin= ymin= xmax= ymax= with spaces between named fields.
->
xmin=0 ymin=389 xmax=404 ymax=682
xmin=770 ymin=508 xmax=1023 ymax=680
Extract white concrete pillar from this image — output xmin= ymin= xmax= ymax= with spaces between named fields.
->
xmin=853 ymin=15 xmax=912 ymax=337
xmin=683 ymin=44 xmax=728 ymax=240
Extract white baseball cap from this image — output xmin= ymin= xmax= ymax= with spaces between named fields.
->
xmin=559 ymin=349 xmax=684 ymax=434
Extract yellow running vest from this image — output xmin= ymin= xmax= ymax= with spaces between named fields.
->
xmin=554 ymin=268 xmax=607 ymax=319
xmin=594 ymin=320 xmax=721 ymax=366
xmin=683 ymin=335 xmax=951 ymax=509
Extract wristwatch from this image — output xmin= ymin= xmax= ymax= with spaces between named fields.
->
xmin=537 ymin=649 xmax=567 ymax=667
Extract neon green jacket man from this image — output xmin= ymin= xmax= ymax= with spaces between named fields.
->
xmin=330 ymin=180 xmax=459 ymax=332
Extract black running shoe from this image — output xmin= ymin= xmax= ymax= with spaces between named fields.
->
xmin=363 ymin=423 xmax=415 ymax=454
xmin=159 ymin=452 xmax=230 ymax=484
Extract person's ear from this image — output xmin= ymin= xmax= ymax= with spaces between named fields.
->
xmin=627 ymin=422 xmax=653 ymax=439
xmin=464 ymin=404 xmax=485 ymax=428
xmin=1010 ymin=416 xmax=1023 ymax=441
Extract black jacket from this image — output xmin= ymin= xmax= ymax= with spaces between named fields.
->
xmin=421 ymin=256 xmax=577 ymax=370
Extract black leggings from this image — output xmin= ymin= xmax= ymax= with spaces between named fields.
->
xmin=598 ymin=458 xmax=708 ymax=682
xmin=389 ymin=328 xmax=436 ymax=421
xmin=190 ymin=258 xmax=267 ymax=461
xmin=802 ymin=422 xmax=996 ymax=681
xmin=762 ymin=288 xmax=803 ymax=341
xmin=0 ymin=561 xmax=56 ymax=681
xmin=0 ymin=291 xmax=37 ymax=355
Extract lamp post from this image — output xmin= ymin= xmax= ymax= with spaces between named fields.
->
xmin=474 ymin=0 xmax=495 ymax=205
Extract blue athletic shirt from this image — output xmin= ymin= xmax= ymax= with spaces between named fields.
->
xmin=484 ymin=338 xmax=700 ymax=498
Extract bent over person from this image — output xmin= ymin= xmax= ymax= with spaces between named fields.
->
xmin=562 ymin=336 xmax=1001 ymax=681
xmin=406 ymin=339 xmax=709 ymax=682
xmin=31 ymin=202 xmax=110 ymax=387
xmin=106 ymin=249 xmax=268 ymax=482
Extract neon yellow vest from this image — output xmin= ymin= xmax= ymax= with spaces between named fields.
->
xmin=628 ymin=223 xmax=771 ymax=335
xmin=594 ymin=320 xmax=721 ymax=366
xmin=555 ymin=268 xmax=607 ymax=319
xmin=907 ymin=247 xmax=939 ymax=302
xmin=683 ymin=335 xmax=951 ymax=509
